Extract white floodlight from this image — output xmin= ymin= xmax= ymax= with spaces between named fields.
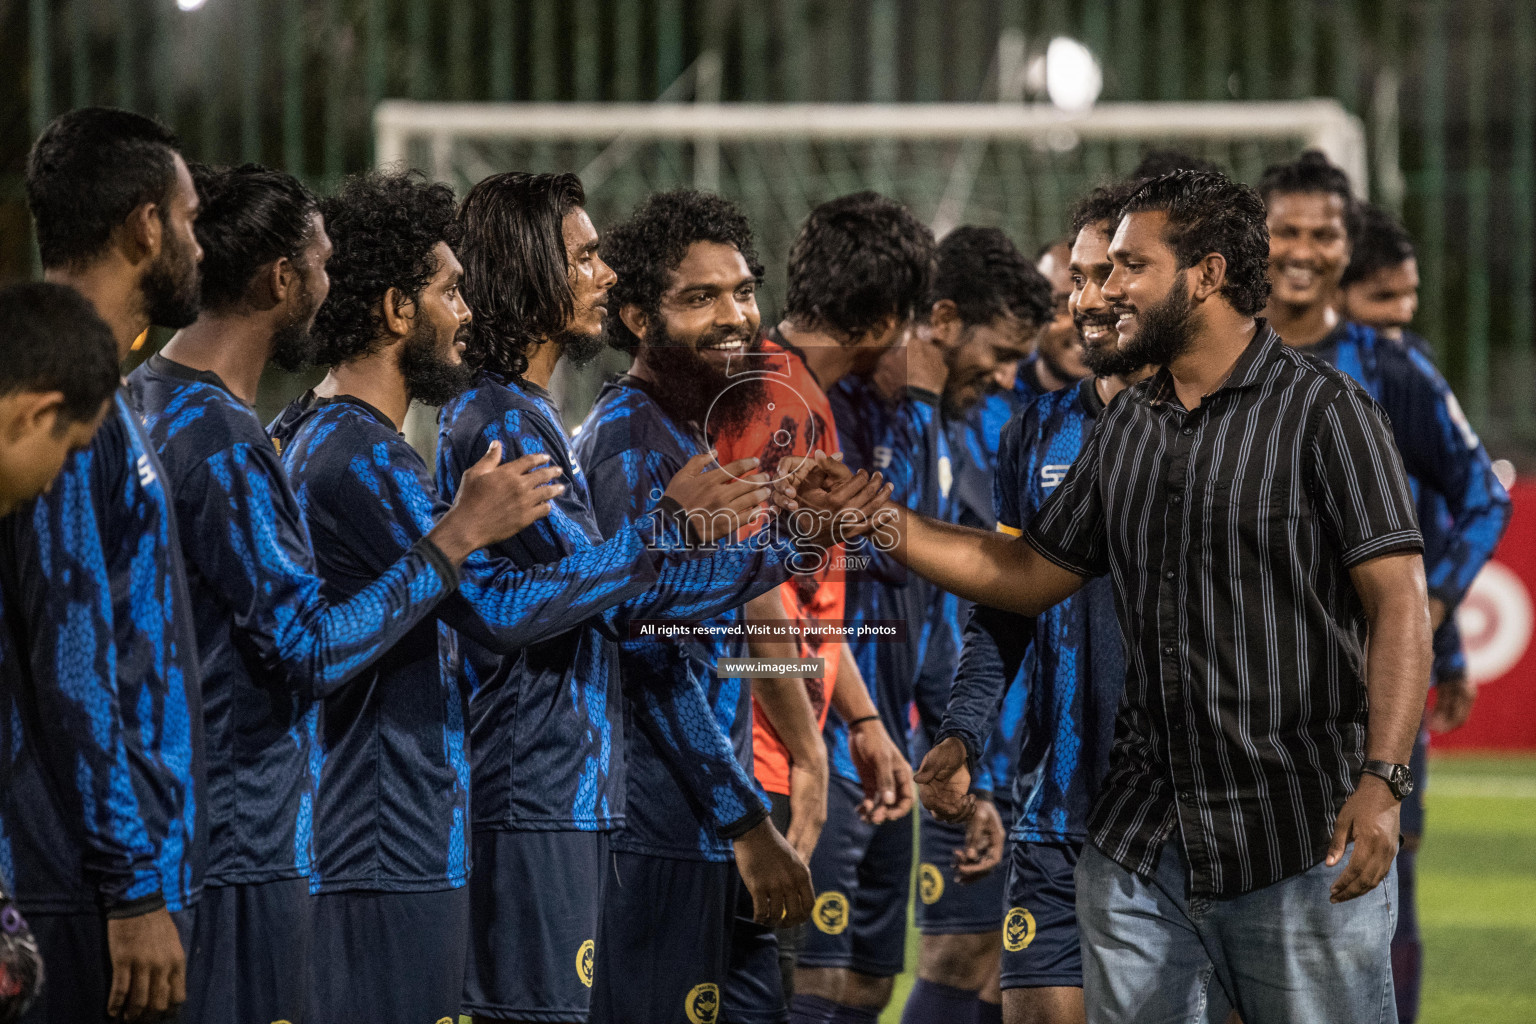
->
xmin=1045 ymin=37 xmax=1102 ymax=113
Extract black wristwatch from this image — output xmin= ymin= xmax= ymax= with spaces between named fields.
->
xmin=1361 ymin=759 xmax=1415 ymax=801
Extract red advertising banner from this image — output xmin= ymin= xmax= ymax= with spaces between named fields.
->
xmin=1431 ymin=480 xmax=1536 ymax=751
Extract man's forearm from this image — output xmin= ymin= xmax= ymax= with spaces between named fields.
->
xmin=1360 ymin=564 xmax=1435 ymax=765
xmin=829 ymin=642 xmax=878 ymax=722
xmin=745 ymin=591 xmax=826 ymax=767
xmin=888 ymin=506 xmax=1083 ymax=617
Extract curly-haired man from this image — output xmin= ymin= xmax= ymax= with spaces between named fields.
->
xmin=576 ymin=189 xmax=908 ymax=1024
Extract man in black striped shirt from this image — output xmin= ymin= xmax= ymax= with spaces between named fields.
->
xmin=783 ymin=172 xmax=1429 ymax=1024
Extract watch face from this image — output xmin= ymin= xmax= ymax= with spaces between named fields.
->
xmin=1392 ymin=765 xmax=1415 ymax=799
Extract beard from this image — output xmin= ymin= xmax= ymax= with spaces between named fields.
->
xmin=1077 ymin=313 xmax=1140 ymax=378
xmin=399 ymin=316 xmax=475 ymax=407
xmin=1118 ymin=272 xmax=1196 ymax=369
xmin=641 ymin=319 xmax=765 ymax=441
xmin=143 ymin=221 xmax=201 ymax=329
xmin=268 ymin=277 xmax=321 ymax=372
xmin=558 ymin=325 xmax=608 ymax=370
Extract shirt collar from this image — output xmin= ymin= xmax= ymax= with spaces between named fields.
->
xmin=147 ymin=352 xmax=250 ymax=408
xmin=1145 ymin=319 xmax=1280 ymax=408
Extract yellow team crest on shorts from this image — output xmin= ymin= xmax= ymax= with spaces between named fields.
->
xmin=686 ymin=981 xmax=721 ymax=1024
xmin=1003 ymin=907 xmax=1037 ymax=952
xmin=576 ymin=938 xmax=596 ymax=988
xmin=812 ymin=890 xmax=850 ymax=935
xmin=918 ymin=863 xmax=944 ymax=905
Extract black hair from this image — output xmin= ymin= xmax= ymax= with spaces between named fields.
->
xmin=0 ymin=281 xmax=120 ymax=422
xmin=456 ymin=172 xmax=586 ymax=378
xmin=601 ymin=189 xmax=763 ymax=355
xmin=1256 ymin=149 xmax=1362 ymax=240
xmin=784 ymin=191 xmax=935 ymax=341
xmin=1069 ymin=181 xmax=1140 ymax=237
xmin=933 ymin=226 xmax=1053 ymax=330
xmin=192 ymin=163 xmax=320 ymax=312
xmin=1130 ymin=149 xmax=1222 ymax=181
xmin=26 ymin=107 xmax=183 ymax=270
xmin=1341 ymin=203 xmax=1416 ymax=287
xmin=1120 ymin=171 xmax=1273 ymax=317
xmin=311 ymin=170 xmax=461 ymax=367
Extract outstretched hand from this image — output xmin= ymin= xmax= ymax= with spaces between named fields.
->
xmin=773 ymin=451 xmax=895 ymax=547
xmin=954 ymin=797 xmax=1005 ymax=883
xmin=913 ymin=736 xmax=975 ymax=823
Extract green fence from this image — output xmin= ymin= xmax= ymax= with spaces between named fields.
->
xmin=4 ymin=0 xmax=1532 ymax=451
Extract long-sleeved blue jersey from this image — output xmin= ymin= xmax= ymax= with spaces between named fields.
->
xmin=0 ymin=395 xmax=205 ymax=914
xmin=436 ymin=370 xmax=795 ymax=834
xmin=128 ymin=355 xmax=458 ymax=887
xmin=1301 ymin=322 xmax=1510 ymax=610
xmin=574 ymin=376 xmax=798 ymax=862
xmin=939 ymin=381 xmax=1126 ymax=843
xmin=825 ymin=379 xmax=943 ymax=782
xmin=272 ymin=393 xmax=669 ymax=892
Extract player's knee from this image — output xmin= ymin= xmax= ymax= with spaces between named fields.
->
xmin=793 ymin=965 xmax=844 ymax=1002
xmin=841 ymin=969 xmax=896 ymax=1009
xmin=1002 ymin=985 xmax=1086 ymax=1024
xmin=918 ymin=931 xmax=1001 ymax=991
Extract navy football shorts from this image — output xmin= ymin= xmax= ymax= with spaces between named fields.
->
xmin=309 ymin=884 xmax=471 ymax=1024
xmin=184 ymin=877 xmax=311 ymax=1024
xmin=21 ymin=904 xmax=194 ymax=1024
xmin=796 ymin=775 xmax=911 ymax=978
xmin=590 ymin=850 xmax=785 ymax=1024
xmin=999 ymin=840 xmax=1083 ymax=990
xmin=913 ymin=807 xmax=1008 ymax=935
xmin=462 ymin=828 xmax=608 ymax=1022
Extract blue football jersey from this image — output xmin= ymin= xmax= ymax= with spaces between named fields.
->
xmin=939 ymin=381 xmax=1126 ymax=843
xmin=574 ymin=376 xmax=798 ymax=862
xmin=1303 ymin=322 xmax=1510 ymax=610
xmin=273 ymin=394 xmax=666 ymax=892
xmin=0 ymin=395 xmax=205 ymax=913
xmin=128 ymin=355 xmax=456 ymax=887
xmin=825 ymin=379 xmax=942 ymax=781
xmin=436 ymin=370 xmax=796 ymax=834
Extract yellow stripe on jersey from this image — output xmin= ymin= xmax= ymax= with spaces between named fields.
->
xmin=996 ymin=523 xmax=1023 ymax=537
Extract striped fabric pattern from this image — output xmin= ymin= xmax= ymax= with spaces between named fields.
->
xmin=1024 ymin=322 xmax=1423 ymax=897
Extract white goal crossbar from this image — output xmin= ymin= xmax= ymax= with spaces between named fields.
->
xmin=375 ymin=99 xmax=1369 ymax=199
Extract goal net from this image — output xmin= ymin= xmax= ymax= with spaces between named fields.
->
xmin=375 ymin=95 xmax=1366 ymax=431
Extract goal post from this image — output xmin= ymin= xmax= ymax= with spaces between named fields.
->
xmin=375 ymin=98 xmax=1367 ymax=302
xmin=375 ymin=97 xmax=1369 ymax=437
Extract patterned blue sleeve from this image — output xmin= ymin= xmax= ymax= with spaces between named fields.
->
xmin=934 ymin=411 xmax=1034 ymax=770
xmin=584 ymin=446 xmax=770 ymax=837
xmin=180 ymin=442 xmax=455 ymax=699
xmin=5 ymin=455 xmax=160 ymax=910
xmin=1379 ymin=346 xmax=1512 ymax=608
xmin=327 ymin=438 xmax=661 ymax=653
xmin=438 ymin=396 xmax=790 ymax=636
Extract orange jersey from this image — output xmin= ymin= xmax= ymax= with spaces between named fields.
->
xmin=712 ymin=336 xmax=845 ymax=796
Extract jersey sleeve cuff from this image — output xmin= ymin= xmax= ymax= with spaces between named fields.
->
xmin=414 ymin=536 xmax=461 ymax=591
xmin=716 ymin=803 xmax=771 ymax=842
xmin=104 ymin=892 xmax=167 ymax=920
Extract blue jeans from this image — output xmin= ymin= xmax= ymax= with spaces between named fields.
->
xmin=1076 ymin=839 xmax=1397 ymax=1024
